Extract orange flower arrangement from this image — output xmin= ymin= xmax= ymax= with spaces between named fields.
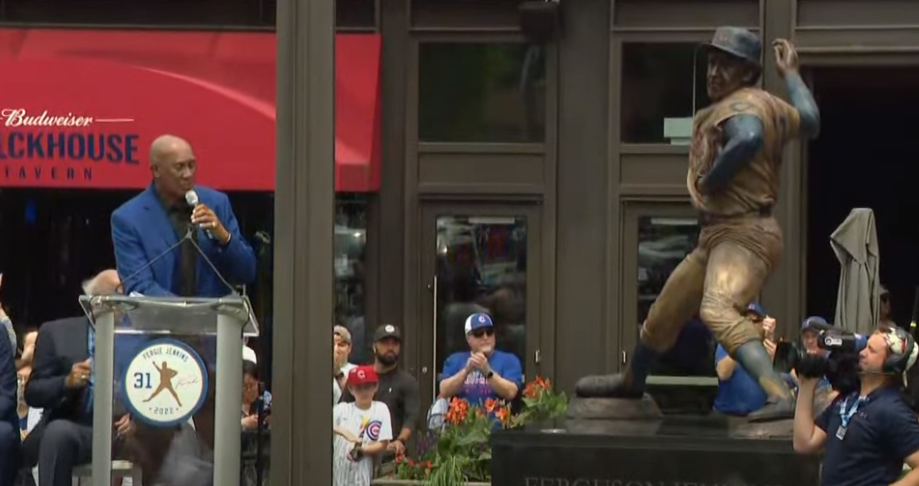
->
xmin=514 ymin=375 xmax=567 ymax=427
xmin=393 ymin=376 xmax=567 ymax=485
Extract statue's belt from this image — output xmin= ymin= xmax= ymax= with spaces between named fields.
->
xmin=699 ymin=206 xmax=773 ymax=226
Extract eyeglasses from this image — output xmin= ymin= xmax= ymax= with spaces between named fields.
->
xmin=470 ymin=328 xmax=495 ymax=338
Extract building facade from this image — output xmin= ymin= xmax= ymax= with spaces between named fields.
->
xmin=373 ymin=0 xmax=919 ymax=401
xmin=2 ymin=0 xmax=919 ymax=482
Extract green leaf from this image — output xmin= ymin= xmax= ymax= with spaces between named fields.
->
xmin=456 ymin=428 xmax=487 ymax=447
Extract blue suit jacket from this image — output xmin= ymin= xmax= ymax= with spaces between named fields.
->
xmin=111 ymin=184 xmax=257 ymax=297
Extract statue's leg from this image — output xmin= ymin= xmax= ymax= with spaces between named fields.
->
xmin=700 ymin=220 xmax=793 ymax=422
xmin=575 ymin=249 xmax=706 ymax=398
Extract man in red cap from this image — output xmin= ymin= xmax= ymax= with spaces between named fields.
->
xmin=332 ymin=365 xmax=392 ymax=486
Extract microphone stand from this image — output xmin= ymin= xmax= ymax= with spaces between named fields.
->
xmin=909 ymin=286 xmax=919 ymax=339
xmin=118 ymin=227 xmax=195 ymax=289
xmin=119 ymin=224 xmax=239 ymax=296
xmin=255 ymin=384 xmax=266 ymax=486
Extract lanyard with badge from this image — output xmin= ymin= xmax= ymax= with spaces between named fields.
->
xmin=836 ymin=393 xmax=867 ymax=440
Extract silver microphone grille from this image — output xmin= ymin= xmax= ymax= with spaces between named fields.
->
xmin=184 ymin=190 xmax=199 ymax=206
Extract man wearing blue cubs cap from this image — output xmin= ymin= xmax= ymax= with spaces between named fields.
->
xmin=712 ymin=303 xmax=774 ymax=416
xmin=801 ymin=316 xmax=829 ymax=357
xmin=439 ymin=313 xmax=523 ymax=406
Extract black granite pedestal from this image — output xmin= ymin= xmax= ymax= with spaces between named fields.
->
xmin=492 ymin=415 xmax=820 ymax=486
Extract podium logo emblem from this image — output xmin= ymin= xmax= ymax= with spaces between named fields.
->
xmin=122 ymin=338 xmax=209 ymax=427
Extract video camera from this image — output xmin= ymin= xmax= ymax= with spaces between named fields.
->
xmin=773 ymin=319 xmax=866 ymax=395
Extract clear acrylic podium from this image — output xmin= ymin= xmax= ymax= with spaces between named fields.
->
xmin=80 ymin=294 xmax=260 ymax=486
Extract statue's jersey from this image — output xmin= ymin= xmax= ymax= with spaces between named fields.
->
xmin=687 ymin=87 xmax=801 ymax=216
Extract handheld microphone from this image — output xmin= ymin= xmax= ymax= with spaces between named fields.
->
xmin=184 ymin=190 xmax=213 ymax=240
xmin=909 ymin=286 xmax=919 ymax=338
xmin=184 ymin=189 xmax=198 ymax=207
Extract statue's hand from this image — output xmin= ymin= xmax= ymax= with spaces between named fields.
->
xmin=772 ymin=39 xmax=799 ymax=77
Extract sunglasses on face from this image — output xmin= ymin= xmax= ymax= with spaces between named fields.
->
xmin=351 ymin=383 xmax=376 ymax=393
xmin=470 ymin=328 xmax=495 ymax=339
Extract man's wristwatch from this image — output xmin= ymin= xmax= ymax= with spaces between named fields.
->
xmin=485 ymin=370 xmax=495 ymax=380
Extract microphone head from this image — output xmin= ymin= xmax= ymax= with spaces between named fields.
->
xmin=184 ymin=190 xmax=199 ymax=207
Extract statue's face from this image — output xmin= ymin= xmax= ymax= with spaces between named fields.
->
xmin=706 ymin=50 xmax=751 ymax=101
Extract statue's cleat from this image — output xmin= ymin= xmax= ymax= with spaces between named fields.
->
xmin=746 ymin=396 xmax=795 ymax=422
xmin=574 ymin=373 xmax=644 ymax=399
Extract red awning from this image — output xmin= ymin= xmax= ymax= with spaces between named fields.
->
xmin=0 ymin=29 xmax=382 ymax=192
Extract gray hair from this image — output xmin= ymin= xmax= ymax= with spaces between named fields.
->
xmin=333 ymin=325 xmax=352 ymax=344
xmin=82 ymin=269 xmax=120 ymax=296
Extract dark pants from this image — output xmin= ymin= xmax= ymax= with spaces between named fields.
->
xmin=0 ymin=422 xmax=20 ymax=486
xmin=640 ymin=217 xmax=782 ymax=355
xmin=31 ymin=420 xmax=91 ymax=486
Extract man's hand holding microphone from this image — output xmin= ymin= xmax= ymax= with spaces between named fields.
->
xmin=184 ymin=190 xmax=231 ymax=245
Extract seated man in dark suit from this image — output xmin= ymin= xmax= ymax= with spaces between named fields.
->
xmin=111 ymin=134 xmax=256 ymax=298
xmin=0 ymin=296 xmax=19 ymax=486
xmin=23 ymin=270 xmax=131 ymax=486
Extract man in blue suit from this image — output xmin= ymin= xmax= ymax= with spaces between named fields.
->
xmin=111 ymin=134 xmax=256 ymax=297
xmin=0 ymin=301 xmax=18 ymax=486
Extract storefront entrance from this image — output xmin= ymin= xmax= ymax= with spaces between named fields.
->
xmin=805 ymin=66 xmax=919 ymax=326
xmin=415 ymin=203 xmax=544 ymax=409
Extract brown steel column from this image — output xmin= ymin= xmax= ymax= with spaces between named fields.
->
xmin=273 ymin=0 xmax=335 ymax=481
xmin=760 ymin=0 xmax=802 ymax=338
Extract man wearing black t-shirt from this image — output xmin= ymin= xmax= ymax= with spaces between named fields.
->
xmin=793 ymin=326 xmax=919 ymax=486
xmin=341 ymin=325 xmax=420 ymax=457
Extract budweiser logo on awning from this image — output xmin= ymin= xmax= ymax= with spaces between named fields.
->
xmin=1 ymin=108 xmax=134 ymax=128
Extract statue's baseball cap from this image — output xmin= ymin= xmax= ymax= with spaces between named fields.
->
xmin=464 ymin=313 xmax=494 ymax=334
xmin=373 ymin=324 xmax=402 ymax=342
xmin=348 ymin=365 xmax=379 ymax=386
xmin=701 ymin=26 xmax=762 ymax=67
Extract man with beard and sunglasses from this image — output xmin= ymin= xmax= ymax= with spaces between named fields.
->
xmin=340 ymin=324 xmax=419 ymax=457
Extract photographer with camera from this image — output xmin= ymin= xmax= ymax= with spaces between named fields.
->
xmin=794 ymin=325 xmax=919 ymax=486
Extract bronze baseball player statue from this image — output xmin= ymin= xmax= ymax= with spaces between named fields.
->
xmin=577 ymin=27 xmax=820 ymax=422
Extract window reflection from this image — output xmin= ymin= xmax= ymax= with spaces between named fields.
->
xmin=0 ymin=0 xmax=375 ymax=29
xmin=435 ymin=216 xmax=527 ymax=376
xmin=334 ymin=196 xmax=370 ymax=364
xmin=621 ymin=43 xmax=710 ymax=144
xmin=637 ymin=216 xmax=713 ymax=377
xmin=418 ymin=43 xmax=546 ymax=143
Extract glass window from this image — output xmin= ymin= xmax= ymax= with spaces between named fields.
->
xmin=177 ymin=193 xmax=371 ymax=376
xmin=621 ymin=43 xmax=710 ymax=144
xmin=636 ymin=216 xmax=712 ymax=377
xmin=435 ymin=216 xmax=528 ymax=375
xmin=0 ymin=0 xmax=376 ymax=29
xmin=418 ymin=43 xmax=546 ymax=143
xmin=333 ymin=195 xmax=370 ymax=364
xmin=337 ymin=0 xmax=376 ymax=29
xmin=0 ymin=0 xmax=275 ymax=26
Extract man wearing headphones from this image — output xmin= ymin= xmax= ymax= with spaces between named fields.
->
xmin=793 ymin=326 xmax=919 ymax=486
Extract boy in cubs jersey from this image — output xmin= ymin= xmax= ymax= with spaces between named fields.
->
xmin=333 ymin=365 xmax=392 ymax=486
